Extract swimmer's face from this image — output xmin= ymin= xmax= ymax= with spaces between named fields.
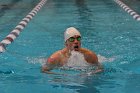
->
xmin=66 ymin=35 xmax=81 ymax=51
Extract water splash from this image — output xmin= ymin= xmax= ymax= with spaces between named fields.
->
xmin=65 ymin=51 xmax=90 ymax=67
xmin=26 ymin=57 xmax=46 ymax=65
xmin=97 ymin=54 xmax=116 ymax=63
xmin=61 ymin=51 xmax=96 ymax=72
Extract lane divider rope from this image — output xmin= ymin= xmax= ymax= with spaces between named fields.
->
xmin=0 ymin=0 xmax=47 ymax=53
xmin=114 ymin=0 xmax=140 ymax=21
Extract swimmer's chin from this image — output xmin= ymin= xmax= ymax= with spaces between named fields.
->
xmin=72 ymin=48 xmax=80 ymax=51
xmin=74 ymin=49 xmax=79 ymax=51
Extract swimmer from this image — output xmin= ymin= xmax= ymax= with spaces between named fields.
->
xmin=41 ymin=27 xmax=103 ymax=74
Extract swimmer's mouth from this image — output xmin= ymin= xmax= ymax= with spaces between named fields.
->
xmin=74 ymin=46 xmax=79 ymax=48
xmin=74 ymin=46 xmax=79 ymax=51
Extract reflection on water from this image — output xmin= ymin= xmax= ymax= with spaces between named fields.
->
xmin=0 ymin=0 xmax=21 ymax=17
xmin=48 ymin=67 xmax=126 ymax=93
xmin=0 ymin=70 xmax=14 ymax=74
xmin=75 ymin=0 xmax=93 ymax=30
xmin=48 ymin=72 xmax=101 ymax=93
xmin=124 ymin=74 xmax=140 ymax=92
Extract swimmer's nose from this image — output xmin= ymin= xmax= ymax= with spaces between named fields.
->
xmin=73 ymin=39 xmax=79 ymax=44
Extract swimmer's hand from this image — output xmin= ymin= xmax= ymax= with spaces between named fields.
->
xmin=41 ymin=67 xmax=66 ymax=75
xmin=41 ymin=66 xmax=58 ymax=74
xmin=88 ymin=62 xmax=104 ymax=74
xmin=87 ymin=69 xmax=103 ymax=75
xmin=42 ymin=70 xmax=56 ymax=74
xmin=41 ymin=57 xmax=59 ymax=74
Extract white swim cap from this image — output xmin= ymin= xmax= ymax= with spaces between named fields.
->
xmin=64 ymin=27 xmax=81 ymax=42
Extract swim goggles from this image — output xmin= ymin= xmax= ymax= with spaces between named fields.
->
xmin=68 ymin=36 xmax=81 ymax=42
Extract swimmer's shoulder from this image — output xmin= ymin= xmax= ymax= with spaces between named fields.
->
xmin=81 ymin=48 xmax=97 ymax=57
xmin=50 ymin=48 xmax=67 ymax=59
xmin=48 ymin=49 xmax=64 ymax=62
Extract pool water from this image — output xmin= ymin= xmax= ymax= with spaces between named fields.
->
xmin=0 ymin=0 xmax=140 ymax=93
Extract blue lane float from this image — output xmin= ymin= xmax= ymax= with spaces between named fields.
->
xmin=114 ymin=0 xmax=140 ymax=21
xmin=0 ymin=0 xmax=47 ymax=53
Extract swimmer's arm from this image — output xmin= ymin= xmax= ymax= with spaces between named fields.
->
xmin=92 ymin=55 xmax=103 ymax=74
xmin=82 ymin=63 xmax=103 ymax=76
xmin=88 ymin=51 xmax=103 ymax=74
xmin=41 ymin=51 xmax=62 ymax=74
xmin=41 ymin=64 xmax=55 ymax=74
xmin=41 ymin=69 xmax=58 ymax=74
xmin=41 ymin=57 xmax=58 ymax=74
xmin=41 ymin=63 xmax=64 ymax=75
